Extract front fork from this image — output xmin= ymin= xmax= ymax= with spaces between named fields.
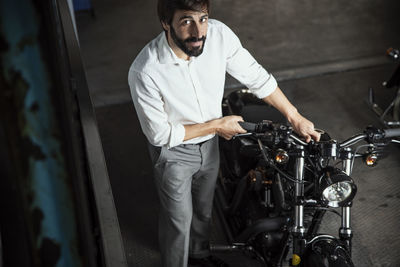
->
xmin=291 ymin=147 xmax=354 ymax=266
xmin=339 ymin=147 xmax=353 ymax=254
xmin=291 ymin=145 xmax=306 ymax=266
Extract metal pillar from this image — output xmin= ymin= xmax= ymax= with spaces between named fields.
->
xmin=0 ymin=0 xmax=127 ymax=266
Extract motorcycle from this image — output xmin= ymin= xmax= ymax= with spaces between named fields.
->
xmin=211 ymin=89 xmax=400 ymax=266
xmin=368 ymin=47 xmax=400 ymax=126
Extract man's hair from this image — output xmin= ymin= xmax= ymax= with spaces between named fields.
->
xmin=157 ymin=0 xmax=210 ymax=25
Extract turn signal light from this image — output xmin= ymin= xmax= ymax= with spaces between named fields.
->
xmin=365 ymin=154 xmax=378 ymax=166
xmin=275 ymin=149 xmax=289 ymax=164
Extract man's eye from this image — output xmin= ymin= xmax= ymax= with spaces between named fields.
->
xmin=200 ymin=17 xmax=208 ymax=23
xmin=183 ymin=20 xmax=191 ymax=25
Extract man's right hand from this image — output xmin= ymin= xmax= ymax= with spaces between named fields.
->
xmin=214 ymin=115 xmax=246 ymax=140
xmin=183 ymin=115 xmax=246 ymax=142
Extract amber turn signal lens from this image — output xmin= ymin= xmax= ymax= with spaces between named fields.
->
xmin=365 ymin=154 xmax=378 ymax=166
xmin=275 ymin=149 xmax=289 ymax=164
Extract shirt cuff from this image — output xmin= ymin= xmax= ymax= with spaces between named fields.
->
xmin=167 ymin=123 xmax=185 ymax=148
xmin=251 ymin=74 xmax=278 ymax=99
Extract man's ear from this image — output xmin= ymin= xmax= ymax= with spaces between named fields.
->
xmin=161 ymin=21 xmax=170 ymax=32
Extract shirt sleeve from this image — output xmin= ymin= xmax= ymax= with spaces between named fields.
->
xmin=223 ymin=25 xmax=277 ymax=99
xmin=128 ymin=70 xmax=185 ymax=148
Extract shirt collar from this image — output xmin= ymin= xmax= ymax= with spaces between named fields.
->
xmin=158 ymin=32 xmax=182 ymax=64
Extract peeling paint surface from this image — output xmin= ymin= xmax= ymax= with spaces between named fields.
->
xmin=0 ymin=1 xmax=82 ymax=266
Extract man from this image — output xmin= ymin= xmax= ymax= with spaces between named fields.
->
xmin=128 ymin=0 xmax=320 ymax=266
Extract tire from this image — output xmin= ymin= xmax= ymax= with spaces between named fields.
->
xmin=302 ymin=238 xmax=354 ymax=267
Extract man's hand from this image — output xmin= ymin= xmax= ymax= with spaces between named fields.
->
xmin=214 ymin=115 xmax=246 ymax=140
xmin=262 ymin=86 xmax=320 ymax=143
xmin=289 ymin=112 xmax=320 ymax=143
xmin=183 ymin=115 xmax=246 ymax=141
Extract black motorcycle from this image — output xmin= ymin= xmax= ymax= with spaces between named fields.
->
xmin=212 ymin=90 xmax=400 ymax=267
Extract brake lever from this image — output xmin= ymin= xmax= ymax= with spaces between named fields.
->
xmin=233 ymin=133 xmax=253 ymax=139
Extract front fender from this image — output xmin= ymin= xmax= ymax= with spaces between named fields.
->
xmin=301 ymin=236 xmax=354 ymax=267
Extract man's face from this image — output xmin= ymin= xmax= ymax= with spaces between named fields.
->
xmin=163 ymin=9 xmax=208 ymax=58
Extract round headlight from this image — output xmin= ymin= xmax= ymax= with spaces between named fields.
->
xmin=322 ymin=182 xmax=353 ymax=207
xmin=319 ymin=167 xmax=357 ymax=207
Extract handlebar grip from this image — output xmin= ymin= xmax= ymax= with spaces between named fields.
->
xmin=384 ymin=128 xmax=400 ymax=138
xmin=238 ymin=121 xmax=257 ymax=132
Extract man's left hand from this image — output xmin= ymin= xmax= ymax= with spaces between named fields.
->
xmin=289 ymin=113 xmax=320 ymax=143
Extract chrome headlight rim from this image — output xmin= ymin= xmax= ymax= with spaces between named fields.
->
xmin=319 ymin=167 xmax=357 ymax=208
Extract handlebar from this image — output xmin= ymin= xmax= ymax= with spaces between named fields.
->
xmin=289 ymin=134 xmax=309 ymax=146
xmin=238 ymin=121 xmax=400 ymax=147
xmin=383 ymin=128 xmax=400 ymax=138
xmin=238 ymin=121 xmax=259 ymax=132
xmin=239 ymin=121 xmax=309 ymax=146
xmin=339 ymin=134 xmax=367 ymax=147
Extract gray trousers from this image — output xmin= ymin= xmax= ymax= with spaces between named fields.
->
xmin=148 ymin=136 xmax=220 ymax=267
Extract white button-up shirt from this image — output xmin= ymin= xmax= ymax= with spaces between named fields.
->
xmin=128 ymin=19 xmax=277 ymax=148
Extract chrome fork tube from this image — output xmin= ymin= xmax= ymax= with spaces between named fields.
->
xmin=341 ymin=207 xmax=351 ymax=231
xmin=342 ymin=148 xmax=352 ymax=176
xmin=341 ymin=154 xmax=352 ymax=230
xmin=294 ymin=205 xmax=305 ymax=233
xmin=340 ymin=148 xmax=353 ymax=252
xmin=295 ymin=154 xmax=305 ymax=197
xmin=292 ymin=146 xmax=306 ymax=261
xmin=293 ymin=145 xmax=305 ymax=235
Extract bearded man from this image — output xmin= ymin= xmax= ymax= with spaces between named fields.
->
xmin=128 ymin=0 xmax=320 ymax=266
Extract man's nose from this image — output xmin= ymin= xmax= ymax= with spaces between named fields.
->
xmin=190 ymin=23 xmax=203 ymax=38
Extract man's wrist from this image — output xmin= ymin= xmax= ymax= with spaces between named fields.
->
xmin=286 ymin=107 xmax=300 ymax=124
xmin=208 ymin=118 xmax=221 ymax=135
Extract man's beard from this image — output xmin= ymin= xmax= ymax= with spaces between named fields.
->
xmin=170 ymin=25 xmax=206 ymax=57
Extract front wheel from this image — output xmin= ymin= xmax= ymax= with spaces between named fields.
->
xmin=301 ymin=238 xmax=354 ymax=267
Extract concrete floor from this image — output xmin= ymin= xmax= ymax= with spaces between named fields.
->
xmin=77 ymin=0 xmax=400 ymax=107
xmin=76 ymin=0 xmax=400 ymax=266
